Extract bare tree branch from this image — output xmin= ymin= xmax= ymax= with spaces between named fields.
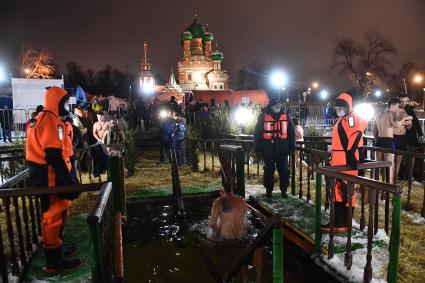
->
xmin=21 ymin=47 xmax=55 ymax=79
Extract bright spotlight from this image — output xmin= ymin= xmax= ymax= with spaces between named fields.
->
xmin=0 ymin=65 xmax=6 ymax=82
xmin=159 ymin=109 xmax=168 ymax=119
xmin=320 ymin=90 xmax=328 ymax=100
xmin=234 ymin=107 xmax=252 ymax=125
xmin=142 ymin=83 xmax=154 ymax=95
xmin=374 ymin=90 xmax=382 ymax=97
xmin=270 ymin=71 xmax=287 ymax=89
xmin=354 ymin=103 xmax=375 ymax=121
xmin=413 ymin=74 xmax=423 ymax=84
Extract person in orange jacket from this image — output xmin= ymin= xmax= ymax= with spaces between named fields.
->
xmin=321 ymin=93 xmax=366 ymax=231
xmin=26 ymin=87 xmax=81 ymax=272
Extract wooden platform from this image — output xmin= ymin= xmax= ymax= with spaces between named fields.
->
xmin=24 ymin=214 xmax=95 ymax=283
xmin=246 ymin=185 xmax=390 ymax=282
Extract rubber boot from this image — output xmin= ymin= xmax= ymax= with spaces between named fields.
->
xmin=63 ymin=244 xmax=77 ymax=258
xmin=280 ymin=188 xmax=288 ymax=198
xmin=44 ymin=246 xmax=81 ymax=273
xmin=266 ymin=189 xmax=273 ymax=198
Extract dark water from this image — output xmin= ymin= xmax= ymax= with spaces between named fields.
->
xmin=124 ymin=197 xmax=325 ymax=283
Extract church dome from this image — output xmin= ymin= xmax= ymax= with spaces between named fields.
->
xmin=210 ymin=50 xmax=224 ymax=61
xmin=202 ymin=32 xmax=214 ymax=41
xmin=186 ymin=18 xmax=206 ymax=38
xmin=182 ymin=31 xmax=193 ymax=40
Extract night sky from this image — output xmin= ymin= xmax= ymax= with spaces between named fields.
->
xmin=1 ymin=0 xmax=424 ymax=90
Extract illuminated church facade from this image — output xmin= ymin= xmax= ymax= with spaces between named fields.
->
xmin=177 ymin=17 xmax=230 ymax=91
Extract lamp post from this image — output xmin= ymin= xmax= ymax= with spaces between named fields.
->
xmin=270 ymin=70 xmax=288 ymax=103
xmin=0 ymin=65 xmax=6 ymax=82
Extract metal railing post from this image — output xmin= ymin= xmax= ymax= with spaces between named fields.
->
xmin=387 ymin=192 xmax=401 ymax=283
xmin=273 ymin=215 xmax=284 ymax=283
xmin=314 ymin=173 xmax=322 ymax=252
xmin=108 ymin=155 xmax=124 ymax=214
xmin=291 ymin=151 xmax=296 ymax=196
xmin=235 ymin=147 xmax=245 ymax=198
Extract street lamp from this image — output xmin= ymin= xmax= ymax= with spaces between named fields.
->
xmin=0 ymin=65 xmax=6 ymax=82
xmin=312 ymin=81 xmax=319 ymax=89
xmin=320 ymin=90 xmax=328 ymax=100
xmin=414 ymin=74 xmax=423 ymax=84
xmin=374 ymin=90 xmax=382 ymax=97
xmin=270 ymin=71 xmax=287 ymax=89
xmin=270 ymin=70 xmax=288 ymax=102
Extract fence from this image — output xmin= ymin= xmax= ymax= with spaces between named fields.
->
xmin=195 ymin=139 xmax=405 ymax=282
xmin=216 ymin=145 xmax=283 ymax=282
xmin=316 ymin=162 xmax=402 ymax=283
xmin=0 ymin=109 xmax=31 ymax=142
xmin=363 ymin=145 xmax=425 ymax=217
xmin=0 ymin=150 xmax=126 ymax=282
xmin=0 ymin=148 xmax=26 ymax=183
xmin=0 ymin=169 xmax=105 ymax=282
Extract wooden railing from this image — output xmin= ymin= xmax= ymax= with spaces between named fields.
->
xmin=218 ymin=145 xmax=245 ymax=198
xmin=222 ymin=214 xmax=283 ymax=283
xmin=0 ymin=174 xmax=104 ymax=283
xmin=0 ymin=149 xmax=126 ymax=282
xmin=363 ymin=145 xmax=425 ymax=216
xmin=316 ymin=162 xmax=402 ymax=283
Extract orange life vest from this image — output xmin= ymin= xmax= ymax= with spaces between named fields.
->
xmin=262 ymin=113 xmax=288 ymax=140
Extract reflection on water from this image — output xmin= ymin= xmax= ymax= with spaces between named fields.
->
xmin=124 ymin=198 xmax=272 ymax=283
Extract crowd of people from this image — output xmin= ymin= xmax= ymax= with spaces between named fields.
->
xmin=19 ymin=84 xmax=425 ymax=271
xmin=208 ymin=90 xmax=425 ymax=238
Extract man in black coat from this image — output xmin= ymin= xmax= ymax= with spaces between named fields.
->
xmin=400 ymin=94 xmax=424 ymax=181
xmin=254 ymin=93 xmax=296 ymax=198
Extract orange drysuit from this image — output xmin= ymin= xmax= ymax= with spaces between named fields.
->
xmin=26 ymin=87 xmax=74 ymax=250
xmin=331 ymin=93 xmax=366 ymax=206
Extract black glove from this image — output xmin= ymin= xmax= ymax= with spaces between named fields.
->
xmin=346 ymin=150 xmax=358 ymax=170
xmin=45 ymin=148 xmax=79 ymax=200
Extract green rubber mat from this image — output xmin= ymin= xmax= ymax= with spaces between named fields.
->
xmin=24 ymin=213 xmax=95 ymax=283
xmin=127 ymin=182 xmax=221 ymax=200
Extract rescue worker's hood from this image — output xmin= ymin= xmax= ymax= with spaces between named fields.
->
xmin=43 ymin=87 xmax=70 ymax=117
xmin=334 ymin=93 xmax=353 ymax=113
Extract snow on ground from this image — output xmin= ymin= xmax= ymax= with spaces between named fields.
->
xmin=402 ymin=210 xmax=425 ymax=224
xmin=246 ymin=184 xmax=392 ymax=282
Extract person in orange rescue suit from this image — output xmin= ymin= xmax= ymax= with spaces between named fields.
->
xmin=26 ymin=87 xmax=81 ymax=273
xmin=254 ymin=92 xmax=296 ymax=198
xmin=321 ymin=92 xmax=366 ymax=231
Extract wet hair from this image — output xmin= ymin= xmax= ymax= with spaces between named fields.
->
xmin=399 ymin=93 xmax=409 ymax=99
xmin=387 ymin=97 xmax=400 ymax=108
xmin=292 ymin=117 xmax=299 ymax=126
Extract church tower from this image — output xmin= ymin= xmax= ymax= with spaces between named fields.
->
xmin=139 ymin=39 xmax=155 ymax=94
xmin=177 ymin=16 xmax=229 ymax=91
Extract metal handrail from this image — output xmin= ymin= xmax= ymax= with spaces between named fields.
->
xmin=0 ymin=182 xmax=106 ymax=198
xmin=87 ymin=182 xmax=113 ymax=225
xmin=222 ymin=214 xmax=283 ymax=282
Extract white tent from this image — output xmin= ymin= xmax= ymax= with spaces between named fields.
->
xmin=12 ymin=78 xmax=64 ymax=123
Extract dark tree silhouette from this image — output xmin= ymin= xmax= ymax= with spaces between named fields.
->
xmin=331 ymin=30 xmax=397 ymax=97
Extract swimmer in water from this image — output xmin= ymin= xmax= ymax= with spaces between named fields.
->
xmin=209 ymin=187 xmax=247 ymax=241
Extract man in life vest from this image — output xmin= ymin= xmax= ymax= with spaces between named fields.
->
xmin=254 ymin=92 xmax=296 ymax=198
xmin=321 ymin=93 xmax=365 ymax=231
xmin=26 ymin=87 xmax=81 ymax=272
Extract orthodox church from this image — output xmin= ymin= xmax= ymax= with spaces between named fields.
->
xmin=177 ymin=17 xmax=229 ymax=91
xmin=138 ymin=16 xmax=267 ymax=105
